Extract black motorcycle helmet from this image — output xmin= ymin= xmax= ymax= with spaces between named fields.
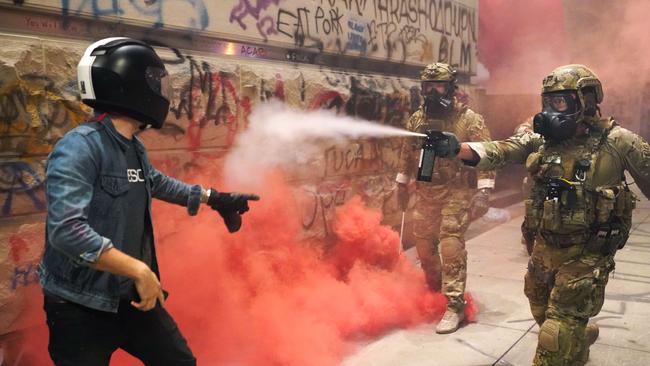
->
xmin=77 ymin=37 xmax=172 ymax=129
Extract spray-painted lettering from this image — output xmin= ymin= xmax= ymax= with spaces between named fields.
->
xmin=11 ymin=263 xmax=40 ymax=290
xmin=60 ymin=0 xmax=210 ymax=30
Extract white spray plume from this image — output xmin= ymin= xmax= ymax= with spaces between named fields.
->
xmin=224 ymin=101 xmax=423 ymax=187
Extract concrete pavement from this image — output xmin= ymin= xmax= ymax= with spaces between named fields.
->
xmin=343 ymin=184 xmax=650 ymax=366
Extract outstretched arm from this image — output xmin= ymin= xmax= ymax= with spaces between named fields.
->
xmin=460 ymin=132 xmax=545 ymax=170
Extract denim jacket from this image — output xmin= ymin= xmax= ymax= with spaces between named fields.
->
xmin=39 ymin=115 xmax=195 ymax=313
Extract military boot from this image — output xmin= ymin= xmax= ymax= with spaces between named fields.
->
xmin=435 ymin=308 xmax=464 ymax=334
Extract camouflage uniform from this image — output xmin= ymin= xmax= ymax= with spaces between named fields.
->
xmin=515 ymin=117 xmax=536 ymax=255
xmin=515 ymin=116 xmax=534 ymax=135
xmin=396 ymin=64 xmax=495 ymax=314
xmin=466 ymin=65 xmax=650 ymax=365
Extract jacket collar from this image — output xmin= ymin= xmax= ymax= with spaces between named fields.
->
xmin=99 ymin=114 xmax=147 ymax=154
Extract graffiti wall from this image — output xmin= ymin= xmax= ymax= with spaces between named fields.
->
xmin=4 ymin=0 xmax=478 ymax=72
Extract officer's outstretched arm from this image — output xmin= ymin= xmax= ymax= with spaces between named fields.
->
xmin=615 ymin=128 xmax=650 ymax=200
xmin=460 ymin=132 xmax=545 ymax=171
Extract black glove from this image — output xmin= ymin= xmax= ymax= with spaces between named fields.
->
xmin=433 ymin=131 xmax=461 ymax=158
xmin=470 ymin=188 xmax=491 ymax=220
xmin=207 ymin=189 xmax=260 ymax=233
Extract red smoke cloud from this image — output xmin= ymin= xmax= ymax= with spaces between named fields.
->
xmin=122 ymin=171 xmax=476 ymax=365
xmin=150 ymin=172 xmax=477 ymax=365
xmin=479 ymin=0 xmax=650 ymax=135
xmin=19 ymin=170 xmax=477 ymax=365
xmin=479 ymin=0 xmax=569 ymax=95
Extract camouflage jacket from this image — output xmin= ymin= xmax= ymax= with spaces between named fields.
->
xmin=514 ymin=116 xmax=534 ymax=135
xmin=467 ymin=117 xmax=650 ymax=239
xmin=397 ymin=102 xmax=495 ymax=189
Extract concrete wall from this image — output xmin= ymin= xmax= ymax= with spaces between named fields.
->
xmin=2 ymin=0 xmax=479 ymax=72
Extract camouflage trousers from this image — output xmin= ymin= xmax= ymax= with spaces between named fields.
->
xmin=412 ymin=184 xmax=473 ymax=313
xmin=525 ymin=236 xmax=614 ymax=366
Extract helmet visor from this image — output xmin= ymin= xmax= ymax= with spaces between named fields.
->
xmin=145 ymin=66 xmax=173 ymax=103
xmin=421 ymin=81 xmax=449 ymax=96
xmin=542 ymin=92 xmax=578 ymax=114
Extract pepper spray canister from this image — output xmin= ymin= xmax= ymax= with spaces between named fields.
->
xmin=417 ymin=130 xmax=438 ymax=182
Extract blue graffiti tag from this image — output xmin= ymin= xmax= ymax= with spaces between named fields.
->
xmin=61 ymin=0 xmax=123 ymax=18
xmin=346 ymin=19 xmax=367 ymax=52
xmin=0 ymin=161 xmax=45 ymax=216
xmin=60 ymin=0 xmax=209 ymax=30
xmin=11 ymin=263 xmax=40 ymax=290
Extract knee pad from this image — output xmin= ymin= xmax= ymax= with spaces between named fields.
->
xmin=439 ymin=237 xmax=465 ymax=262
xmin=539 ymin=319 xmax=561 ymax=352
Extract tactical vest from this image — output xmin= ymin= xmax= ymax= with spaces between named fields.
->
xmin=522 ymin=123 xmax=637 ymax=254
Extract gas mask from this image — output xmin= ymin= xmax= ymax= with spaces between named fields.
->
xmin=533 ymin=91 xmax=581 ymax=142
xmin=421 ymin=81 xmax=453 ymax=117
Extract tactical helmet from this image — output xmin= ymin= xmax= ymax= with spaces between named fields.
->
xmin=77 ymin=37 xmax=172 ymax=129
xmin=421 ymin=62 xmax=457 ymax=83
xmin=542 ymin=64 xmax=603 ymax=110
xmin=534 ymin=64 xmax=603 ymax=141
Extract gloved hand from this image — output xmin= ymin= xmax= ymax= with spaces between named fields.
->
xmin=470 ymin=188 xmax=491 ymax=220
xmin=434 ymin=131 xmax=461 ymax=158
xmin=397 ymin=182 xmax=410 ymax=211
xmin=207 ymin=189 xmax=260 ymax=233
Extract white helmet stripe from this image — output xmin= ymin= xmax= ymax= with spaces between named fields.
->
xmin=77 ymin=37 xmax=129 ymax=100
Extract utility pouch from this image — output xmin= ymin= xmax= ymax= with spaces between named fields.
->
xmin=595 ymin=188 xmax=616 ymax=224
xmin=616 ymin=188 xmax=637 ymax=219
xmin=560 ymin=184 xmax=589 ymax=229
xmin=524 ymin=199 xmax=541 ymax=230
xmin=585 ymin=224 xmax=610 ymax=254
xmin=542 ymin=199 xmax=561 ymax=231
xmin=627 ymin=190 xmax=638 ymax=212
xmin=586 ymin=220 xmax=629 ymax=255
xmin=608 ymin=221 xmax=628 ymax=252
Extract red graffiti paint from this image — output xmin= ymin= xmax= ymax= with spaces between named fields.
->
xmin=9 ymin=235 xmax=29 ymax=263
xmin=171 ymin=61 xmax=241 ymax=152
xmin=274 ymin=73 xmax=285 ymax=101
xmin=309 ymin=90 xmax=345 ymax=111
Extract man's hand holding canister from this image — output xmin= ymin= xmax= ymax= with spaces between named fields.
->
xmin=205 ymin=189 xmax=260 ymax=233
